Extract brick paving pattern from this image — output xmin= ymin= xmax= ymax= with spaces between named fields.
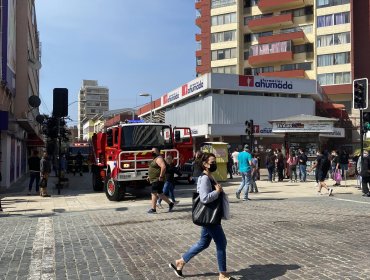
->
xmin=0 ymin=173 xmax=369 ymax=279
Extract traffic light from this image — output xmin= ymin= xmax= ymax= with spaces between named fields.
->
xmin=245 ymin=119 xmax=254 ymax=135
xmin=353 ymin=78 xmax=368 ymax=109
xmin=363 ymin=112 xmax=370 ymax=133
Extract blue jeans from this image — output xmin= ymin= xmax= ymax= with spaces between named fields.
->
xmin=29 ymin=172 xmax=40 ymax=192
xmin=267 ymin=166 xmax=274 ymax=182
xmin=157 ymin=181 xmax=175 ymax=203
xmin=299 ymin=165 xmax=306 ymax=182
xmin=183 ymin=225 xmax=227 ymax=272
xmin=237 ymin=171 xmax=251 ymax=199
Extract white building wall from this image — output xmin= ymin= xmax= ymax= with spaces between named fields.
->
xmin=165 ymin=93 xmax=315 ymax=137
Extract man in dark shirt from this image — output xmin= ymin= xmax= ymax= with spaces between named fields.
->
xmin=310 ymin=150 xmax=333 ymax=196
xmin=298 ymin=148 xmax=308 ymax=182
xmin=28 ymin=150 xmax=41 ymax=195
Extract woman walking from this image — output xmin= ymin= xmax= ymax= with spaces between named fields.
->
xmin=169 ymin=153 xmax=235 ymax=280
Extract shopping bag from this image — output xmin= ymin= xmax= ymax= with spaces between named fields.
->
xmin=192 ymin=192 xmax=223 ymax=226
xmin=222 ymin=193 xmax=230 ymax=220
xmin=334 ymin=170 xmax=342 ymax=182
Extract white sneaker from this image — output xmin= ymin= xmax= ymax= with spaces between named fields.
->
xmin=328 ymin=188 xmax=333 ymax=196
xmin=156 ymin=203 xmax=163 ymax=209
xmin=173 ymin=200 xmax=180 ymax=205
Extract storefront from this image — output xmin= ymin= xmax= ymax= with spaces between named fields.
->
xmin=138 ymin=73 xmax=328 ymax=156
xmin=270 ymin=114 xmax=340 ymax=172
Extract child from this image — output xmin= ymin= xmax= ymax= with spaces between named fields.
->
xmin=157 ymin=154 xmax=182 ymax=208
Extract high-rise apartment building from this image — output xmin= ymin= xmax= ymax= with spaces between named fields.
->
xmin=195 ymin=0 xmax=369 ymax=112
xmin=78 ymin=80 xmax=109 ymax=139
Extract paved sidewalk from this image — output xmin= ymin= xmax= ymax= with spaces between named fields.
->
xmin=0 ymin=172 xmax=362 ymax=215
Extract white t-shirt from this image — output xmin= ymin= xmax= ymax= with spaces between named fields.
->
xmin=232 ymin=151 xmax=239 ymax=163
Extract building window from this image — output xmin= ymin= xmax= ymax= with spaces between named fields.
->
xmin=317 ymin=52 xmax=350 ymax=67
xmin=281 ymin=24 xmax=313 ymax=34
xmin=211 ymin=30 xmax=236 ymax=43
xmin=251 ymin=30 xmax=273 ymax=41
xmin=293 ymin=43 xmax=313 ymax=54
xmin=317 ymin=72 xmax=351 ymax=85
xmin=251 ymin=66 xmax=274 ymax=75
xmin=250 ymin=41 xmax=291 ymax=56
xmin=281 ymin=62 xmax=312 ymax=71
xmin=211 ymin=48 xmax=237 ymax=61
xmin=317 ymin=32 xmax=350 ymax=47
xmin=244 ymin=13 xmax=273 ymax=25
xmin=317 ymin=0 xmax=350 ymax=8
xmin=244 ymin=0 xmax=259 ymax=7
xmin=244 ymin=51 xmax=249 ymax=60
xmin=211 ymin=0 xmax=236 ymax=9
xmin=212 ymin=65 xmax=237 ymax=74
xmin=317 ymin=12 xmax=350 ymax=28
xmin=211 ymin=13 xmax=237 ymax=26
xmin=282 ymin=6 xmax=313 ymax=17
xmin=196 ymin=56 xmax=202 ymax=66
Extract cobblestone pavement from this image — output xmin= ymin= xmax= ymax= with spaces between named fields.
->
xmin=0 ymin=173 xmax=370 ymax=280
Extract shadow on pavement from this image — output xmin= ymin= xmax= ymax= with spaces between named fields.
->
xmin=235 ymin=263 xmax=301 ymax=280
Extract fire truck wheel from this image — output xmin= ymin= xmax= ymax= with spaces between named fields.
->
xmin=92 ymin=172 xmax=104 ymax=192
xmin=105 ymin=178 xmax=126 ymax=201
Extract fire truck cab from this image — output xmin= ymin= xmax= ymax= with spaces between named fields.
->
xmin=91 ymin=121 xmax=193 ymax=201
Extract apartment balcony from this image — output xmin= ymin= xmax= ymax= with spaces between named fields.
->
xmin=248 ymin=13 xmax=293 ymax=32
xmin=195 ymin=33 xmax=201 ymax=41
xmin=258 ymin=0 xmax=305 ymax=12
xmin=259 ymin=69 xmax=305 ymax=78
xmin=196 ymin=50 xmax=202 ymax=57
xmin=195 ymin=1 xmax=202 ymax=10
xmin=195 ymin=17 xmax=202 ymax=27
xmin=248 ymin=41 xmax=293 ymax=66
xmin=258 ymin=30 xmax=306 ymax=45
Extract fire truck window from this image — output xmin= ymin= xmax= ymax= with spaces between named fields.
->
xmin=107 ymin=130 xmax=113 ymax=147
xmin=114 ymin=129 xmax=118 ymax=144
xmin=121 ymin=125 xmax=172 ymax=150
xmin=174 ymin=131 xmax=181 ymax=142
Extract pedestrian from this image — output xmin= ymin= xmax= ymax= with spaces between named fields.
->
xmin=235 ymin=144 xmax=253 ymax=201
xmin=330 ymin=150 xmax=341 ymax=186
xmin=298 ymin=148 xmax=308 ymax=182
xmin=231 ymin=148 xmax=239 ymax=175
xmin=147 ymin=147 xmax=174 ymax=214
xmin=265 ymin=149 xmax=276 ymax=183
xmin=157 ymin=154 xmax=181 ymax=208
xmin=357 ymin=150 xmax=370 ymax=197
xmin=40 ymin=152 xmax=51 ymax=197
xmin=276 ymin=149 xmax=285 ymax=182
xmin=28 ymin=150 xmax=41 ymax=195
xmin=249 ymin=153 xmax=259 ymax=193
xmin=309 ymin=150 xmax=333 ymax=196
xmin=191 ymin=150 xmax=203 ymax=184
xmin=227 ymin=151 xmax=233 ymax=179
xmin=169 ymin=152 xmax=235 ymax=280
xmin=353 ymin=153 xmax=361 ymax=190
xmin=339 ymin=149 xmax=349 ymax=178
xmin=287 ymin=152 xmax=298 ymax=182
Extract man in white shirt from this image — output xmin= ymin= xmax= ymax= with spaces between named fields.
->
xmin=231 ymin=148 xmax=239 ymax=175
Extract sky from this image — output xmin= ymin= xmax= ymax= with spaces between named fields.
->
xmin=35 ymin=0 xmax=197 ymax=126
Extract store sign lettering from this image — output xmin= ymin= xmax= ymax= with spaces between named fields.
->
xmin=239 ymin=76 xmax=293 ymax=90
xmin=276 ymin=123 xmax=304 ymax=129
xmin=163 ymin=91 xmax=180 ymax=104
xmin=182 ymin=80 xmax=204 ymax=96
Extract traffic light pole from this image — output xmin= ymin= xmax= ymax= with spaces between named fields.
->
xmin=360 ymin=109 xmax=364 ymax=158
xmin=56 ymin=117 xmax=62 ymax=195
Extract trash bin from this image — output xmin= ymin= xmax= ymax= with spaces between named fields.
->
xmin=200 ymin=142 xmax=228 ymax=182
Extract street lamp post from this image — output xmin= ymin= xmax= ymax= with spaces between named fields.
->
xmin=139 ymin=93 xmax=153 ymax=123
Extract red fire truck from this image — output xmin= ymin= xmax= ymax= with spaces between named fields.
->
xmin=91 ymin=121 xmax=193 ymax=201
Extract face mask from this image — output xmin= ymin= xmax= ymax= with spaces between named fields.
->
xmin=209 ymin=163 xmax=217 ymax=172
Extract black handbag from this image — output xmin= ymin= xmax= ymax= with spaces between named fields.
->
xmin=192 ymin=191 xmax=223 ymax=226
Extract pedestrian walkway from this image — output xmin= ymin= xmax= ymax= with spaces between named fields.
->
xmin=0 ymin=171 xmax=362 ymax=215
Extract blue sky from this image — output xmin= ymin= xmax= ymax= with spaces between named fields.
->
xmin=36 ymin=0 xmax=197 ymax=125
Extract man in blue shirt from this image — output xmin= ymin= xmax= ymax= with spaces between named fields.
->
xmin=236 ymin=144 xmax=253 ymax=201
